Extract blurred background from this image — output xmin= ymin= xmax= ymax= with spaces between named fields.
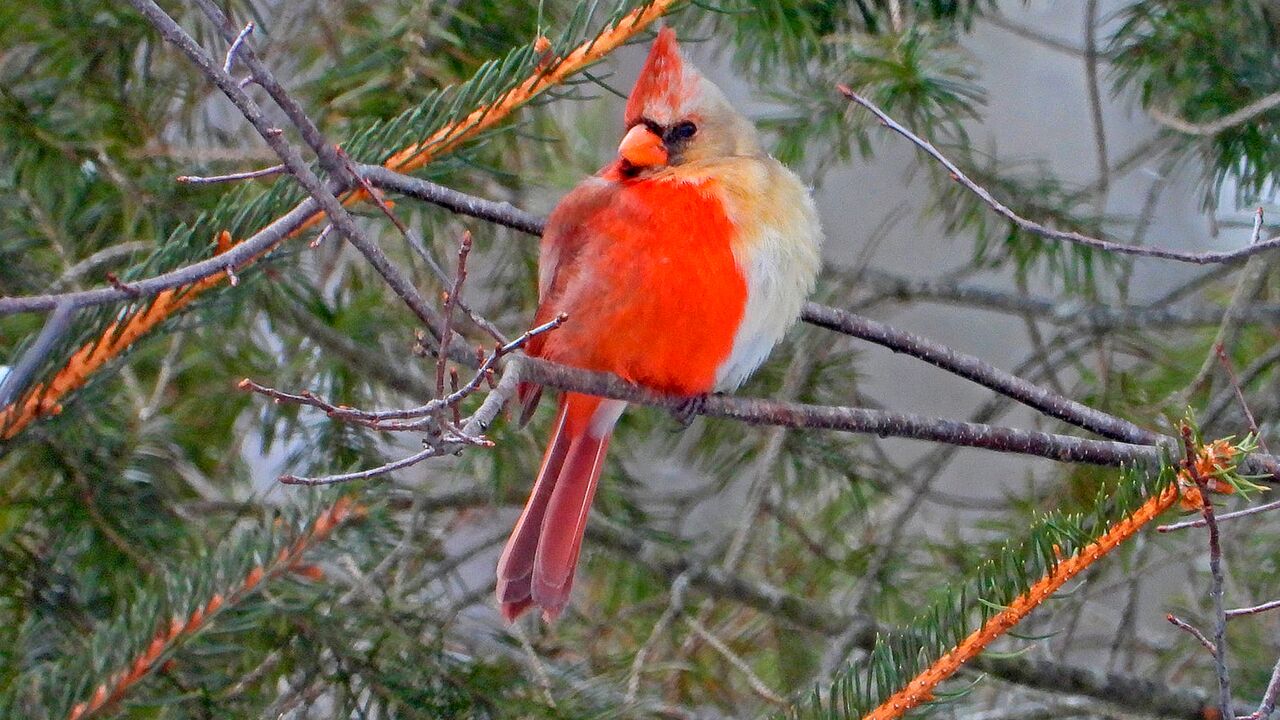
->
xmin=3 ymin=1 xmax=1279 ymax=717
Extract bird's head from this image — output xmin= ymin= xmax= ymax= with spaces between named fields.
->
xmin=616 ymin=27 xmax=759 ymax=175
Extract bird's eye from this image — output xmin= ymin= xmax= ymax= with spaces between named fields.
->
xmin=668 ymin=121 xmax=697 ymax=141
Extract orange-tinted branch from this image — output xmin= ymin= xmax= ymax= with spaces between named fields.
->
xmin=66 ymin=497 xmax=360 ymax=720
xmin=1 ymin=231 xmax=241 ymax=439
xmin=863 ymin=485 xmax=1179 ymax=720
xmin=382 ymin=0 xmax=676 ymax=174
xmin=0 ymin=0 xmax=675 ymax=441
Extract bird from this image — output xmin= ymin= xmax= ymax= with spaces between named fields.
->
xmin=495 ymin=26 xmax=823 ymax=622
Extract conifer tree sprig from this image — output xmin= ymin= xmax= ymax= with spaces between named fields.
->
xmin=8 ymin=497 xmax=361 ymax=720
xmin=786 ymin=463 xmax=1175 ymax=719
xmin=0 ymin=0 xmax=679 ymax=445
xmin=790 ymin=429 xmax=1254 ymax=720
xmin=860 ymin=483 xmax=1181 ymax=719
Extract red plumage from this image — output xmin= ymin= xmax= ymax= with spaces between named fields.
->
xmin=497 ymin=27 xmax=822 ymax=622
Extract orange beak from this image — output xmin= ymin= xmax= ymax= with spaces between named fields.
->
xmin=618 ymin=124 xmax=668 ymax=169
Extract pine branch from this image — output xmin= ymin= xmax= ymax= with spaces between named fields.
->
xmin=65 ymin=497 xmax=360 ymax=720
xmin=379 ymin=0 xmax=678 ymax=175
xmin=131 ymin=0 xmax=447 ymax=332
xmin=585 ymin=510 xmax=1217 ymax=719
xmin=861 ymin=485 xmax=1179 ymax=720
xmin=0 ymin=0 xmax=676 ymax=443
xmin=0 ymin=230 xmax=251 ymax=439
xmin=851 ymin=432 xmax=1251 ymax=720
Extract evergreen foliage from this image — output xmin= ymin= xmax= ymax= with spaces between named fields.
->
xmin=3 ymin=1 xmax=1280 ymax=718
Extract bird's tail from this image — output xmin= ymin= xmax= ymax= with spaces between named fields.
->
xmin=496 ymin=392 xmax=624 ymax=622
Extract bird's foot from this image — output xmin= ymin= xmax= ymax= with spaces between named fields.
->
xmin=672 ymin=393 xmax=710 ymax=427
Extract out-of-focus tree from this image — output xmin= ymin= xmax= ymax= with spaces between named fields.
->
xmin=3 ymin=1 xmax=1280 ymax=718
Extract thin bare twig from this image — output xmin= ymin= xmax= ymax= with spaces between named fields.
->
xmin=262 ymin=317 xmax=561 ymax=484
xmin=1245 ymin=656 xmax=1280 ymax=720
xmin=310 ymin=223 xmax=333 ymax=248
xmin=1160 ymin=498 xmax=1280 ymax=533
xmin=1151 ymin=91 xmax=1280 ymax=137
xmin=1167 ymin=613 xmax=1218 ymax=657
xmin=339 ymin=157 xmax=506 ymax=345
xmin=436 ymin=231 xmax=472 ymax=401
xmin=400 ymin=227 xmax=507 ymax=344
xmin=1083 ymin=0 xmax=1109 ymax=203
xmin=858 ymin=266 xmax=1280 ymax=329
xmin=1226 ymin=599 xmax=1280 ymax=620
xmin=176 ymin=164 xmax=285 ymax=184
xmin=241 ymin=314 xmax=564 ymax=429
xmin=838 ymin=85 xmax=1280 ymax=265
xmin=279 ymin=446 xmax=447 ymax=486
xmin=626 ymin=573 xmax=690 ymax=703
xmin=194 ymin=0 xmax=349 ymax=184
xmin=1216 ymin=342 xmax=1271 ymax=456
xmin=1180 ymin=217 xmax=1273 ymax=398
xmin=1181 ymin=425 xmax=1232 ymax=719
xmin=1204 ymin=343 xmax=1280 ymax=428
xmin=221 ymin=21 xmax=254 ymax=74
xmin=984 ymin=13 xmax=1095 ymax=59
xmin=683 ymin=615 xmax=785 ymax=706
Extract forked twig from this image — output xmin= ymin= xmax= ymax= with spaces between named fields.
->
xmin=241 ymin=314 xmax=564 ymax=428
xmin=248 ymin=315 xmax=565 ymax=485
xmin=838 ymin=85 xmax=1280 ymax=265
xmin=1180 ymin=425 xmax=1232 ymax=720
xmin=436 ymin=231 xmax=473 ymax=402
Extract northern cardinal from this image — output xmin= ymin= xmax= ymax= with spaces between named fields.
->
xmin=496 ymin=27 xmax=823 ymax=622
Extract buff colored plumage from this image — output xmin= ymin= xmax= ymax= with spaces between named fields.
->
xmin=496 ymin=27 xmax=822 ymax=622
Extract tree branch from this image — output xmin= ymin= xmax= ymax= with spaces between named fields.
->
xmin=1150 ymin=91 xmax=1280 ymax=137
xmin=0 ymin=0 xmax=678 ymax=443
xmin=518 ymin=357 xmax=1160 ymax=465
xmin=799 ymin=303 xmax=1158 ymax=445
xmin=587 ymin=516 xmax=1217 ymax=720
xmin=128 ymin=0 xmax=445 ymax=332
xmin=839 ymin=85 xmax=1280 ymax=265
xmin=857 ymin=267 xmax=1280 ymax=330
xmin=0 ymin=200 xmax=318 ymax=316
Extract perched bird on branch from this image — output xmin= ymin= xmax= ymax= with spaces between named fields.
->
xmin=496 ymin=27 xmax=823 ymax=622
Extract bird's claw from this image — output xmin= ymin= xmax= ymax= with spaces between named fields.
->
xmin=672 ymin=393 xmax=709 ymax=427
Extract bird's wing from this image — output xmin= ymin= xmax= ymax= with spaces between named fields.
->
xmin=517 ymin=176 xmax=619 ymax=421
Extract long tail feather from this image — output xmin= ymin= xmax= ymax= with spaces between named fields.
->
xmin=531 ymin=430 xmax=611 ymax=619
xmin=496 ymin=402 xmax=571 ymax=607
xmin=497 ymin=393 xmax=623 ymax=622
